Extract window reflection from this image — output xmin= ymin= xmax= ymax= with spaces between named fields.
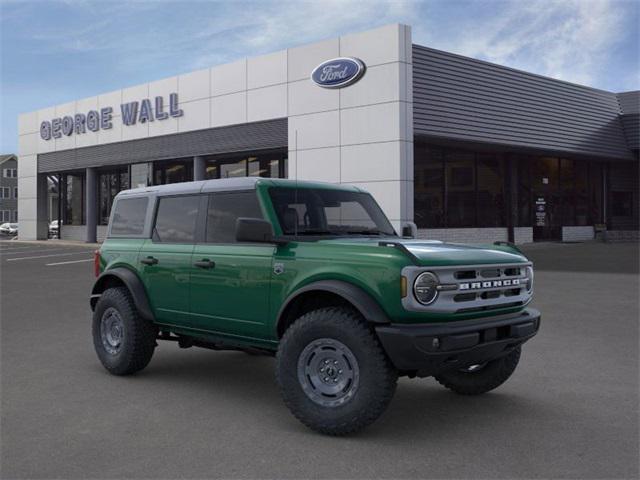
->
xmin=414 ymin=141 xmax=611 ymax=230
xmin=153 ymin=159 xmax=193 ymax=185
xmin=62 ymin=173 xmax=85 ymax=226
xmin=98 ymin=167 xmax=129 ymax=225
xmin=205 ymin=150 xmax=287 ymax=180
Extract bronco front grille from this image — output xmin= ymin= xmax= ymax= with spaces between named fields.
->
xmin=401 ymin=262 xmax=532 ymax=314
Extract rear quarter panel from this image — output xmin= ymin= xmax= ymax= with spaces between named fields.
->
xmin=99 ymin=238 xmax=146 ymax=274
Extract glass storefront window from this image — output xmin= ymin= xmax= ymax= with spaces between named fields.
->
xmin=516 ymin=157 xmax=532 ymax=227
xmin=62 ymin=173 xmax=85 ymax=226
xmin=414 ymin=144 xmax=507 ymax=229
xmin=205 ymin=150 xmax=287 ymax=180
xmin=98 ymin=167 xmax=130 ymax=225
xmin=477 ymin=154 xmax=505 ymax=227
xmin=153 ymin=159 xmax=193 ymax=185
xmin=414 ymin=145 xmax=444 ymax=228
xmin=220 ymin=158 xmax=248 ymax=178
xmin=574 ymin=161 xmax=589 ymax=226
xmin=589 ymin=162 xmax=604 ymax=225
xmin=559 ymin=158 xmax=576 ymax=225
xmin=608 ymin=162 xmax=639 ymax=230
xmin=445 ymin=151 xmax=476 ymax=227
xmin=414 ymin=142 xmax=608 ymax=235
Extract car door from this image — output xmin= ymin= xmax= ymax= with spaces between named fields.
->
xmin=188 ymin=190 xmax=275 ymax=339
xmin=138 ymin=194 xmax=203 ymax=326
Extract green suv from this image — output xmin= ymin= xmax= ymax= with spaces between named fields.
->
xmin=91 ymin=178 xmax=540 ymax=435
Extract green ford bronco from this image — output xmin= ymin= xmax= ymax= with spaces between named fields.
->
xmin=90 ymin=177 xmax=540 ymax=435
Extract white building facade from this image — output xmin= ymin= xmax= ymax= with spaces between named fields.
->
xmin=17 ymin=24 xmax=639 ymax=243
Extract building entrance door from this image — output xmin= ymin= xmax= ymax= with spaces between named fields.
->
xmin=532 ymin=157 xmax=561 ymax=241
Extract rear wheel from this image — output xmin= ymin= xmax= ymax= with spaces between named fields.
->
xmin=434 ymin=347 xmax=521 ymax=395
xmin=92 ymin=287 xmax=157 ymax=376
xmin=276 ymin=307 xmax=397 ymax=436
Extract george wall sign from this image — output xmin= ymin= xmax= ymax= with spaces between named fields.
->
xmin=311 ymin=57 xmax=366 ymax=89
xmin=40 ymin=93 xmax=184 ymax=140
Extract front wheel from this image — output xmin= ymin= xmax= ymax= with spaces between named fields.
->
xmin=276 ymin=307 xmax=398 ymax=436
xmin=434 ymin=347 xmax=521 ymax=395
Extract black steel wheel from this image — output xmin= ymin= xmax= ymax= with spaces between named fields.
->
xmin=276 ymin=307 xmax=397 ymax=436
xmin=92 ymin=287 xmax=157 ymax=376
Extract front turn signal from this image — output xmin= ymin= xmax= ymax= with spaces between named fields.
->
xmin=400 ymin=276 xmax=408 ymax=298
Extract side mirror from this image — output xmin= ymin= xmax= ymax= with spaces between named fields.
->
xmin=402 ymin=221 xmax=418 ymax=239
xmin=236 ymin=217 xmax=281 ymax=244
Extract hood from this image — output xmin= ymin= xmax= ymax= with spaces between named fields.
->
xmin=318 ymin=237 xmax=528 ymax=266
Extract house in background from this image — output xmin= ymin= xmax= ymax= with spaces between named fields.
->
xmin=0 ymin=154 xmax=18 ymax=223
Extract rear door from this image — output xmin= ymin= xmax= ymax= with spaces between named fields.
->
xmin=188 ymin=190 xmax=275 ymax=338
xmin=138 ymin=194 xmax=203 ymax=326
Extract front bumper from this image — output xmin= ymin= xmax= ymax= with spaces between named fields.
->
xmin=375 ymin=308 xmax=541 ymax=377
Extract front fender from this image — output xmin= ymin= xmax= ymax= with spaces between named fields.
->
xmin=276 ymin=279 xmax=390 ymax=335
xmin=90 ymin=267 xmax=154 ymax=322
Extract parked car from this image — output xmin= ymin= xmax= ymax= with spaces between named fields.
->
xmin=90 ymin=178 xmax=540 ymax=435
xmin=0 ymin=223 xmax=18 ymax=236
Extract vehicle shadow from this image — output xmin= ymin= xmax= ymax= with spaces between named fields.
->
xmin=128 ymin=347 xmax=550 ymax=441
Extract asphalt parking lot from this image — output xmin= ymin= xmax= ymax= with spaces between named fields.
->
xmin=1 ymin=240 xmax=638 ymax=479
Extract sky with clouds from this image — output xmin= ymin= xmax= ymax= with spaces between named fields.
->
xmin=1 ymin=0 xmax=638 ymax=153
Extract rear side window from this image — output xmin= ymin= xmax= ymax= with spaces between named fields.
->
xmin=110 ymin=197 xmax=148 ymax=236
xmin=153 ymin=195 xmax=200 ymax=243
xmin=206 ymin=191 xmax=263 ymax=243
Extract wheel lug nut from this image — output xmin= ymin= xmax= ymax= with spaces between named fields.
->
xmin=338 ymin=369 xmax=342 ymax=374
xmin=333 ymin=378 xmax=338 ymax=383
xmin=324 ymin=377 xmax=329 ymax=382
xmin=334 ymin=360 xmax=338 ymax=365
xmin=320 ymin=368 xmax=324 ymax=372
xmin=324 ymin=360 xmax=329 ymax=364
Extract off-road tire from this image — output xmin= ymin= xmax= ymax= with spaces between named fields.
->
xmin=276 ymin=307 xmax=398 ymax=436
xmin=434 ymin=347 xmax=521 ymax=395
xmin=92 ymin=287 xmax=157 ymax=376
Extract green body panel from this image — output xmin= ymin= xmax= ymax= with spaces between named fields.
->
xmin=189 ymin=243 xmax=275 ymax=337
xmin=138 ymin=240 xmax=194 ymax=325
xmin=97 ymin=179 xmax=531 ymax=349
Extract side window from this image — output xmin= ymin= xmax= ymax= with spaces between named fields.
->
xmin=206 ymin=191 xmax=263 ymax=243
xmin=154 ymin=195 xmax=200 ymax=243
xmin=110 ymin=197 xmax=148 ymax=236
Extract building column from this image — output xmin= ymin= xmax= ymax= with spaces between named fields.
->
xmin=35 ymin=173 xmax=49 ymax=239
xmin=85 ymin=167 xmax=97 ymax=243
xmin=193 ymin=156 xmax=206 ymax=181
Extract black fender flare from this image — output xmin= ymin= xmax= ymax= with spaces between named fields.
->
xmin=90 ymin=267 xmax=155 ymax=321
xmin=276 ymin=280 xmax=390 ymax=335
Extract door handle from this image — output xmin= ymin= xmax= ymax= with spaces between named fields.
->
xmin=140 ymin=256 xmax=159 ymax=265
xmin=194 ymin=259 xmax=215 ymax=269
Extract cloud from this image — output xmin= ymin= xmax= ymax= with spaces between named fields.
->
xmin=414 ymin=0 xmax=637 ymax=89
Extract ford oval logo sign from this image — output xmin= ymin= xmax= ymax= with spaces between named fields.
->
xmin=311 ymin=57 xmax=366 ymax=89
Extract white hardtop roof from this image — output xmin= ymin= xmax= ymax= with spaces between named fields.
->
xmin=117 ymin=177 xmax=363 ymax=198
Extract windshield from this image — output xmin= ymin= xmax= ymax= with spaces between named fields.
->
xmin=268 ymin=187 xmax=396 ymax=237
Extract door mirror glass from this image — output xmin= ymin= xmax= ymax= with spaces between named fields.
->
xmin=236 ymin=218 xmax=276 ymax=243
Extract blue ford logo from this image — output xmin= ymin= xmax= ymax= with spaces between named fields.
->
xmin=311 ymin=57 xmax=366 ymax=89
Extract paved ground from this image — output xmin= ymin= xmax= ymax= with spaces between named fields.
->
xmin=1 ymin=240 xmax=638 ymax=479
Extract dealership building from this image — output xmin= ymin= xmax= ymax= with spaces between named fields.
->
xmin=17 ymin=24 xmax=639 ymax=243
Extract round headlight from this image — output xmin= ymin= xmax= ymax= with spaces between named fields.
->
xmin=525 ymin=266 xmax=534 ymax=293
xmin=414 ymin=272 xmax=439 ymax=305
